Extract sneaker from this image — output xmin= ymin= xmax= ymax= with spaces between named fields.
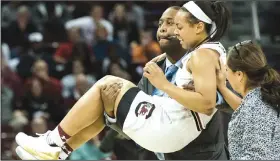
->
xmin=15 ymin=146 xmax=37 ymax=160
xmin=15 ymin=132 xmax=61 ymax=160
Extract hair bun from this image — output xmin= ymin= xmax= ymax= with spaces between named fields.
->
xmin=211 ymin=1 xmax=222 ymax=14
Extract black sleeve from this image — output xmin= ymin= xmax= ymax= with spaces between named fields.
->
xmin=137 ymin=76 xmax=150 ymax=93
xmin=137 ymin=76 xmax=145 ymax=90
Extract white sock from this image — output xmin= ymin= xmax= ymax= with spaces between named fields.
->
xmin=58 ymin=150 xmax=70 ymax=160
xmin=47 ymin=127 xmax=65 ymax=147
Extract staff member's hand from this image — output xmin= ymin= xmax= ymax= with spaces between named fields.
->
xmin=216 ymin=59 xmax=227 ymax=89
xmin=143 ymin=62 xmax=169 ymax=90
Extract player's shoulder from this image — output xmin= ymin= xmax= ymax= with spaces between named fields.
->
xmin=189 ymin=51 xmax=216 ymax=68
xmin=191 ymin=44 xmax=220 ymax=65
xmin=193 ymin=48 xmax=218 ymax=60
xmin=200 ymin=41 xmax=226 ymax=53
xmin=195 ymin=41 xmax=225 ymax=58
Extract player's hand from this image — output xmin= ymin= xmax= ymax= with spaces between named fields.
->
xmin=216 ymin=59 xmax=227 ymax=89
xmin=149 ymin=53 xmax=166 ymax=63
xmin=143 ymin=62 xmax=169 ymax=90
xmin=101 ymin=82 xmax=123 ymax=117
xmin=182 ymin=80 xmax=195 ymax=92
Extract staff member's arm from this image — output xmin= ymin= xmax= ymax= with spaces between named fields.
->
xmin=144 ymin=49 xmax=219 ymax=116
xmin=216 ymin=60 xmax=242 ymax=110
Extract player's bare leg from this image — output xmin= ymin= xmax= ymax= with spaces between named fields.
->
xmin=15 ymin=75 xmax=136 ymax=160
xmin=66 ymin=116 xmax=105 ymax=150
xmin=56 ymin=80 xmax=127 ymax=159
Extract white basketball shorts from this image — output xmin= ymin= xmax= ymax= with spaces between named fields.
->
xmin=116 ymin=87 xmax=216 ymax=153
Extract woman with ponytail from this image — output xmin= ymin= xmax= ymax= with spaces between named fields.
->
xmin=216 ymin=40 xmax=280 ymax=160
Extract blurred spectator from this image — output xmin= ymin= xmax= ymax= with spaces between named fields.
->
xmin=103 ymin=44 xmax=131 ymax=80
xmin=70 ymin=41 xmax=95 ymax=75
xmin=27 ymin=33 xmax=49 ymax=57
xmin=131 ymin=29 xmax=161 ymax=64
xmin=92 ymin=24 xmax=129 ymax=78
xmin=91 ymin=23 xmax=113 ymax=78
xmin=53 ymin=27 xmax=81 ymax=64
xmin=92 ymin=23 xmax=111 ymax=61
xmin=6 ymin=5 xmax=38 ymax=51
xmin=16 ymin=32 xmax=55 ymax=80
xmin=125 ymin=2 xmax=145 ymax=31
xmin=109 ymin=4 xmax=140 ymax=49
xmin=65 ymin=4 xmax=113 ymax=45
xmin=31 ymin=2 xmax=72 ymax=31
xmin=24 ymin=59 xmax=62 ymax=102
xmin=62 ymin=59 xmax=96 ymax=99
xmin=64 ymin=74 xmax=92 ymax=109
xmin=1 ymin=1 xmax=21 ymax=28
xmin=70 ymin=136 xmax=113 ymax=160
xmin=75 ymin=74 xmax=92 ymax=99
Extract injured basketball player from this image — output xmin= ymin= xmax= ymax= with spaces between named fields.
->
xmin=14 ymin=1 xmax=231 ymax=160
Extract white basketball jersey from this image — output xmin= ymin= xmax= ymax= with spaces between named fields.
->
xmin=170 ymin=42 xmax=227 ymax=129
xmin=122 ymin=42 xmax=227 ymax=152
xmin=175 ymin=42 xmax=227 ymax=88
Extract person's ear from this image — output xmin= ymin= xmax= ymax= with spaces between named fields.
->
xmin=195 ymin=22 xmax=205 ymax=35
xmin=235 ymin=71 xmax=244 ymax=83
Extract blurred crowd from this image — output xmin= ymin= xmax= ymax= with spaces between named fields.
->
xmin=1 ymin=1 xmax=166 ymax=159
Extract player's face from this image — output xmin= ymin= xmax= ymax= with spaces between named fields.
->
xmin=156 ymin=8 xmax=179 ymax=49
xmin=174 ymin=10 xmax=201 ymax=50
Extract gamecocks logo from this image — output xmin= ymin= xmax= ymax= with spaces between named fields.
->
xmin=135 ymin=101 xmax=155 ymax=119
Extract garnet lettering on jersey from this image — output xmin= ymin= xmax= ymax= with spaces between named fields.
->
xmin=135 ymin=101 xmax=155 ymax=119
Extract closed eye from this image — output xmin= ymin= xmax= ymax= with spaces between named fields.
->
xmin=176 ymin=23 xmax=183 ymax=30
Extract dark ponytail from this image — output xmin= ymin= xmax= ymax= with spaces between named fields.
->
xmin=210 ymin=1 xmax=231 ymax=41
xmin=261 ymin=67 xmax=280 ymax=110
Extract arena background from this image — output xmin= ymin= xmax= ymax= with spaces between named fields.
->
xmin=1 ymin=1 xmax=280 ymax=160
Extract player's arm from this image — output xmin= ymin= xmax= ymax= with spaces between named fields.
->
xmin=162 ymin=49 xmax=218 ymax=115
